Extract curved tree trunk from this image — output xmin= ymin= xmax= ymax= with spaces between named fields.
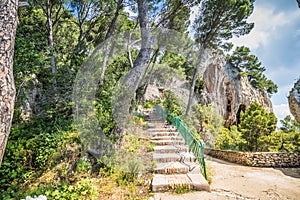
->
xmin=123 ymin=0 xmax=152 ymax=90
xmin=186 ymin=47 xmax=204 ymax=116
xmin=0 ymin=0 xmax=18 ymax=167
xmin=99 ymin=0 xmax=123 ymax=86
xmin=113 ymin=0 xmax=152 ymax=130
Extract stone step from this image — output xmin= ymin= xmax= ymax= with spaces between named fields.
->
xmin=148 ymin=127 xmax=177 ymax=132
xmin=147 ymin=116 xmax=161 ymax=119
xmin=154 ymin=145 xmax=189 ymax=153
xmin=151 ymin=140 xmax=185 ymax=146
xmin=147 ymin=117 xmax=164 ymax=121
xmin=151 ymin=132 xmax=180 ymax=137
xmin=152 ymin=173 xmax=210 ymax=192
xmin=153 ymin=152 xmax=196 ymax=163
xmin=148 ymin=120 xmax=164 ymax=124
xmin=155 ymin=162 xmax=189 ymax=174
xmin=153 ymin=153 xmax=181 ymax=163
xmin=151 ymin=136 xmax=184 ymax=141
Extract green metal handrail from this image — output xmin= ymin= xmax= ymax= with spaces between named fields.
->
xmin=155 ymin=105 xmax=207 ymax=179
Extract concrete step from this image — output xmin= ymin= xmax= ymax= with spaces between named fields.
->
xmin=152 ymin=173 xmax=210 ymax=192
xmin=154 ymin=145 xmax=189 ymax=153
xmin=155 ymin=162 xmax=189 ymax=174
xmin=147 ymin=118 xmax=164 ymax=122
xmin=153 ymin=153 xmax=181 ymax=163
xmin=150 ymin=132 xmax=180 ymax=137
xmin=151 ymin=139 xmax=185 ymax=146
xmin=151 ymin=136 xmax=184 ymax=141
xmin=153 ymin=152 xmax=196 ymax=163
xmin=148 ymin=127 xmax=177 ymax=132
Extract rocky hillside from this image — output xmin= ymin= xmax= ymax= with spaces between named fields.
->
xmin=145 ymin=53 xmax=273 ymax=127
xmin=201 ymin=52 xmax=273 ymax=127
xmin=288 ymin=79 xmax=300 ymax=123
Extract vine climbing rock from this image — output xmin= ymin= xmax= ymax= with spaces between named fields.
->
xmin=288 ymin=79 xmax=300 ymax=123
xmin=145 ymin=110 xmax=210 ymax=193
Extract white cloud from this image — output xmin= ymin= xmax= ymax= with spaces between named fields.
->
xmin=230 ymin=5 xmax=291 ymax=51
xmin=273 ymin=104 xmax=291 ymax=122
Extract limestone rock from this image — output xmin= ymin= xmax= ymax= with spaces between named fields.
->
xmin=201 ymin=53 xmax=273 ymax=127
xmin=144 ymin=66 xmax=192 ymax=107
xmin=143 ymin=84 xmax=161 ymax=101
xmin=288 ymin=79 xmax=300 ymax=123
xmin=143 ymin=53 xmax=273 ymax=127
xmin=19 ymin=74 xmax=42 ymax=120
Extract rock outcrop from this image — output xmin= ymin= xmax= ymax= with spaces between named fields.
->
xmin=288 ymin=79 xmax=300 ymax=123
xmin=19 ymin=74 xmax=42 ymax=120
xmin=201 ymin=52 xmax=273 ymax=127
xmin=144 ymin=53 xmax=273 ymax=127
xmin=144 ymin=65 xmax=193 ymax=107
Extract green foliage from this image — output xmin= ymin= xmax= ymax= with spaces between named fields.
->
xmin=25 ymin=178 xmax=98 ymax=200
xmin=192 ymin=104 xmax=224 ymax=147
xmin=193 ymin=0 xmax=254 ymax=49
xmin=95 ymin=52 xmax=134 ymax=137
xmin=76 ymin=158 xmax=92 ymax=174
xmin=238 ymin=102 xmax=277 ymax=152
xmin=267 ymin=116 xmax=300 ymax=153
xmin=173 ymin=185 xmax=192 ymax=194
xmin=0 ymin=120 xmax=81 ymax=199
xmin=228 ymin=46 xmax=278 ymax=94
xmin=194 ymin=77 xmax=205 ymax=95
xmin=160 ymin=52 xmax=186 ymax=70
xmin=146 ymin=142 xmax=155 ymax=152
xmin=215 ymin=126 xmax=246 ymax=150
xmin=162 ymin=90 xmax=183 ymax=121
xmin=14 ymin=7 xmax=48 ymax=82
xmin=142 ymin=100 xmax=161 ymax=109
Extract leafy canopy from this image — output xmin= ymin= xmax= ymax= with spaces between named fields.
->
xmin=228 ymin=46 xmax=278 ymax=94
xmin=238 ymin=102 xmax=277 ymax=152
xmin=193 ymin=0 xmax=255 ymax=49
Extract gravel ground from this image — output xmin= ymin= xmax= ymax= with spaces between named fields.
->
xmin=154 ymin=156 xmax=300 ymax=200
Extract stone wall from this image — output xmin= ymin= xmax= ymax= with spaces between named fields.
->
xmin=205 ymin=148 xmax=300 ymax=167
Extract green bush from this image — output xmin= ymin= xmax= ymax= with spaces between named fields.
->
xmin=24 ymin=178 xmax=98 ymax=200
xmin=163 ymin=90 xmax=183 ymax=122
xmin=0 ymin=120 xmax=81 ymax=199
xmin=76 ymin=158 xmax=92 ymax=174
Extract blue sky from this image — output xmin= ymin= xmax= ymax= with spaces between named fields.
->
xmin=231 ymin=0 xmax=300 ymax=122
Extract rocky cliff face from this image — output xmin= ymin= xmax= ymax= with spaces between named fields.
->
xmin=288 ymin=79 xmax=300 ymax=123
xmin=201 ymin=53 xmax=273 ymax=127
xmin=144 ymin=53 xmax=273 ymax=127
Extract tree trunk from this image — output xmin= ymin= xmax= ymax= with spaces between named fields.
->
xmin=185 ymin=47 xmax=204 ymax=116
xmin=113 ymin=0 xmax=152 ymax=129
xmin=0 ymin=0 xmax=18 ymax=167
xmin=138 ymin=48 xmax=159 ymax=104
xmin=99 ymin=0 xmax=123 ymax=86
xmin=123 ymin=0 xmax=152 ymax=90
xmin=46 ymin=0 xmax=56 ymax=87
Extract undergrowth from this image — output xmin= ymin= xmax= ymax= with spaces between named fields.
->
xmin=0 ymin=117 xmax=153 ymax=200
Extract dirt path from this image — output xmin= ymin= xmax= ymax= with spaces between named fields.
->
xmin=154 ymin=156 xmax=300 ymax=200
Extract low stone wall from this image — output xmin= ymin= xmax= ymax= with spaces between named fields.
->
xmin=205 ymin=148 xmax=300 ymax=167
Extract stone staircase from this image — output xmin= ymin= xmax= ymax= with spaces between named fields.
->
xmin=144 ymin=109 xmax=210 ymax=193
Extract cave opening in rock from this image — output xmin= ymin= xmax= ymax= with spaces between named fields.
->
xmin=236 ymin=104 xmax=246 ymax=125
xmin=227 ymin=99 xmax=231 ymax=113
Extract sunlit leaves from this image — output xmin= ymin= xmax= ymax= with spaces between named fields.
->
xmin=228 ymin=46 xmax=278 ymax=94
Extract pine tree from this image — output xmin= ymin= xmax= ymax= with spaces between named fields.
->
xmin=238 ymin=102 xmax=277 ymax=152
xmin=186 ymin=0 xmax=255 ymax=115
xmin=228 ymin=46 xmax=278 ymax=94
